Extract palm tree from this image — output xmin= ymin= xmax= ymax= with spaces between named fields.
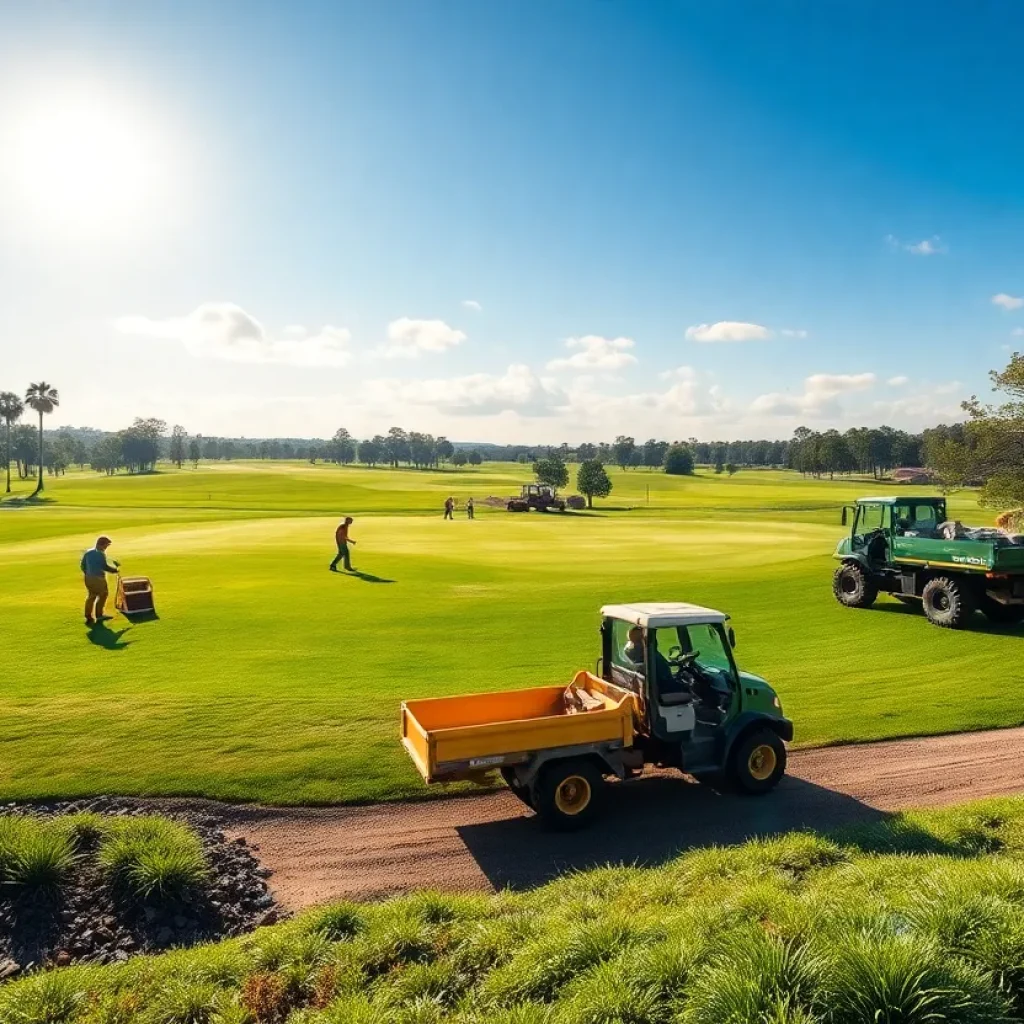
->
xmin=24 ymin=383 xmax=58 ymax=497
xmin=0 ymin=392 xmax=24 ymax=494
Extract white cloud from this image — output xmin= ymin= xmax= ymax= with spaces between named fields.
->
xmin=384 ymin=317 xmax=466 ymax=357
xmin=751 ymin=372 xmax=876 ymax=418
xmin=1012 ymin=328 xmax=1024 ymax=337
xmin=993 ymin=293 xmax=1024 ymax=311
xmin=886 ymin=234 xmax=947 ymax=255
xmin=547 ymin=335 xmax=637 ymax=372
xmin=367 ymin=364 xmax=566 ymax=417
xmin=887 ymin=375 xmax=909 ymax=386
xmin=461 ymin=299 xmax=482 ymax=312
xmin=779 ymin=328 xmax=809 ymax=339
xmin=114 ymin=302 xmax=352 ymax=367
xmin=686 ymin=321 xmax=772 ymax=343
xmin=659 ymin=365 xmax=698 ymax=381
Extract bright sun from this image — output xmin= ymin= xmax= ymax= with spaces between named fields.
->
xmin=4 ymin=83 xmax=173 ymax=233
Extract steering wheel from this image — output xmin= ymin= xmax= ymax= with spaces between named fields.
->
xmin=666 ymin=646 xmax=700 ymax=668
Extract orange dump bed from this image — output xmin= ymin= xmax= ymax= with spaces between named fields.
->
xmin=401 ymin=671 xmax=638 ymax=782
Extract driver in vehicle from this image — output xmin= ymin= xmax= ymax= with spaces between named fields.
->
xmin=624 ymin=626 xmax=683 ymax=696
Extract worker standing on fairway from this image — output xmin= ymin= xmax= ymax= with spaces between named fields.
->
xmin=329 ymin=517 xmax=356 ymax=572
xmin=444 ymin=497 xmax=454 ymax=520
xmin=81 ymin=535 xmax=119 ymax=627
xmin=466 ymin=497 xmax=475 ymax=520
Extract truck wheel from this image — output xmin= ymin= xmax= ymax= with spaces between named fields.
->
xmin=531 ymin=759 xmax=604 ymax=831
xmin=731 ymin=730 xmax=786 ymax=795
xmin=833 ymin=563 xmax=877 ymax=609
xmin=980 ymin=596 xmax=1024 ymax=626
xmin=922 ymin=576 xmax=976 ymax=629
xmin=500 ymin=767 xmax=535 ymax=809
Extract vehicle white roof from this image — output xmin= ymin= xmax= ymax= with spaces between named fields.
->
xmin=601 ymin=602 xmax=729 ymax=628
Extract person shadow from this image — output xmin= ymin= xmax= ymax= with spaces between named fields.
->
xmin=87 ymin=623 xmax=132 ymax=650
xmin=340 ymin=570 xmax=396 ymax=584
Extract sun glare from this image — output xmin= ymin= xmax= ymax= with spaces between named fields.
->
xmin=3 ymin=82 xmax=175 ymax=234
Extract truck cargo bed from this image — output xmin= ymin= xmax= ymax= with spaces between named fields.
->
xmin=401 ymin=672 xmax=637 ymax=783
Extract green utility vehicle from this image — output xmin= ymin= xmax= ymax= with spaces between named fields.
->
xmin=402 ymin=602 xmax=792 ymax=829
xmin=833 ymin=496 xmax=1024 ymax=628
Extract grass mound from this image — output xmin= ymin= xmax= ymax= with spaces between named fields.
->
xmin=98 ymin=817 xmax=209 ymax=903
xmin=7 ymin=798 xmax=1024 ymax=1023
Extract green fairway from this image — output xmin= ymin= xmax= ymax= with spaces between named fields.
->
xmin=0 ymin=463 xmax=1013 ymax=805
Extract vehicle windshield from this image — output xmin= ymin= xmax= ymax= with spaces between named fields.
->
xmin=651 ymin=622 xmax=735 ymax=686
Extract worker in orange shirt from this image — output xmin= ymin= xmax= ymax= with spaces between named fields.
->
xmin=329 ymin=517 xmax=356 ymax=572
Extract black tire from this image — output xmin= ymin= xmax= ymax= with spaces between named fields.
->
xmin=981 ymin=596 xmax=1024 ymax=626
xmin=730 ymin=729 xmax=787 ymax=795
xmin=833 ymin=563 xmax=878 ymax=609
xmin=530 ymin=759 xmax=605 ymax=831
xmin=500 ymin=767 xmax=535 ymax=809
xmin=922 ymin=576 xmax=976 ymax=629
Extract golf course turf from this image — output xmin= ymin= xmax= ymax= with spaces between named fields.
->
xmin=0 ymin=462 xmax=1015 ymax=806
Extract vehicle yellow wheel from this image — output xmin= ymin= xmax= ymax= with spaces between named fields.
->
xmin=554 ymin=775 xmax=592 ymax=815
xmin=747 ymin=744 xmax=777 ymax=782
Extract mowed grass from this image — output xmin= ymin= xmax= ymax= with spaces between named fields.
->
xmin=0 ymin=462 xmax=1012 ymax=805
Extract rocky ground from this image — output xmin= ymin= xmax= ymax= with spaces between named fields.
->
xmin=0 ymin=797 xmax=285 ymax=979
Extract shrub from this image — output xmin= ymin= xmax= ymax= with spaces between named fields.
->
xmin=309 ymin=903 xmax=364 ymax=942
xmin=663 ymin=444 xmax=694 ymax=476
xmin=144 ymin=977 xmax=224 ymax=1024
xmin=0 ymin=816 xmax=75 ymax=892
xmin=98 ymin=817 xmax=208 ymax=903
xmin=565 ymin=495 xmax=586 ymax=510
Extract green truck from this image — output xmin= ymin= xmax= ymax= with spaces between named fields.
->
xmin=833 ymin=496 xmax=1024 ymax=628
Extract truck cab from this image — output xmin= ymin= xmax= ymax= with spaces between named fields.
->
xmin=599 ymin=603 xmax=791 ymax=782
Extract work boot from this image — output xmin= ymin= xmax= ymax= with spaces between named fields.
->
xmin=85 ymin=617 xmax=95 ymax=627
xmin=96 ymin=614 xmax=113 ymax=622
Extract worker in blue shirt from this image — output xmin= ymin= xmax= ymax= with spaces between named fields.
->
xmin=81 ymin=535 xmax=119 ymax=627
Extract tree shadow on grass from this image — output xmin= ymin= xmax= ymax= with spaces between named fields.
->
xmin=87 ymin=623 xmax=132 ymax=650
xmin=455 ymin=774 xmax=982 ymax=892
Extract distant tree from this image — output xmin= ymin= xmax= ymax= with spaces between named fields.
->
xmin=169 ymin=425 xmax=187 ymax=468
xmin=468 ymin=450 xmax=483 ymax=466
xmin=308 ymin=444 xmax=321 ymax=464
xmin=713 ymin=443 xmax=727 ymax=475
xmin=12 ymin=423 xmax=35 ymax=478
xmin=533 ymin=455 xmax=569 ymax=490
xmin=436 ymin=437 xmax=454 ymax=465
xmin=725 ymin=462 xmax=738 ymax=476
xmin=0 ymin=391 xmax=24 ymax=494
xmin=328 ymin=427 xmax=356 ymax=465
xmin=188 ymin=439 xmax=201 ymax=468
xmin=385 ymin=427 xmax=409 ymax=467
xmin=203 ymin=438 xmax=221 ymax=460
xmin=91 ymin=434 xmax=124 ymax=476
xmin=577 ymin=460 xmax=612 ymax=508
xmin=664 ymin=443 xmax=695 ymax=476
xmin=629 ymin=449 xmax=644 ymax=468
xmin=24 ymin=382 xmax=58 ymax=496
xmin=516 ymin=453 xmax=529 ymax=464
xmin=612 ymin=435 xmax=636 ymax=471
xmin=577 ymin=442 xmax=597 ymax=461
xmin=71 ymin=439 xmax=89 ymax=469
xmin=121 ymin=417 xmax=166 ymax=473
xmin=642 ymin=438 xmax=669 ymax=469
xmin=452 ymin=450 xmax=468 ymax=467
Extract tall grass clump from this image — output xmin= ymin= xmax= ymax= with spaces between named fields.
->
xmin=97 ymin=816 xmax=208 ymax=903
xmin=0 ymin=816 xmax=75 ymax=893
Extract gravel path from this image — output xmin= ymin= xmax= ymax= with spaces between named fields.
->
xmin=211 ymin=726 xmax=1024 ymax=910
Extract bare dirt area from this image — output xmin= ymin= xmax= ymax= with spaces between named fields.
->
xmin=213 ymin=726 xmax=1024 ymax=911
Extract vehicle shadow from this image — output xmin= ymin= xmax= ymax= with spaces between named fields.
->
xmin=87 ymin=623 xmax=132 ymax=650
xmin=455 ymin=774 xmax=957 ymax=892
xmin=871 ymin=600 xmax=1024 ymax=636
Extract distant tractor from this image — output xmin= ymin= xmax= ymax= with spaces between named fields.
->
xmin=507 ymin=483 xmax=566 ymax=513
xmin=833 ymin=496 xmax=1024 ymax=629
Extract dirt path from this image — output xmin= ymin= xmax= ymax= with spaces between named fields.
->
xmin=218 ymin=727 xmax=1024 ymax=911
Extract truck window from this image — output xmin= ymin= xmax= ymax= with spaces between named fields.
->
xmin=610 ymin=619 xmax=642 ymax=671
xmin=856 ymin=504 xmax=887 ymax=533
xmin=682 ymin=623 xmax=734 ymax=679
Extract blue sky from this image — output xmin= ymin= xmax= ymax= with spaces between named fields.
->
xmin=1 ymin=0 xmax=1022 ymax=442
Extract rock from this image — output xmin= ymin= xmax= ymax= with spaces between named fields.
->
xmin=256 ymin=908 xmax=279 ymax=927
xmin=113 ymin=950 xmax=129 ymax=962
xmin=100 ymin=914 xmax=117 ymax=929
xmin=55 ymin=951 xmax=72 ymax=967
xmin=0 ymin=959 xmax=20 ymax=980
